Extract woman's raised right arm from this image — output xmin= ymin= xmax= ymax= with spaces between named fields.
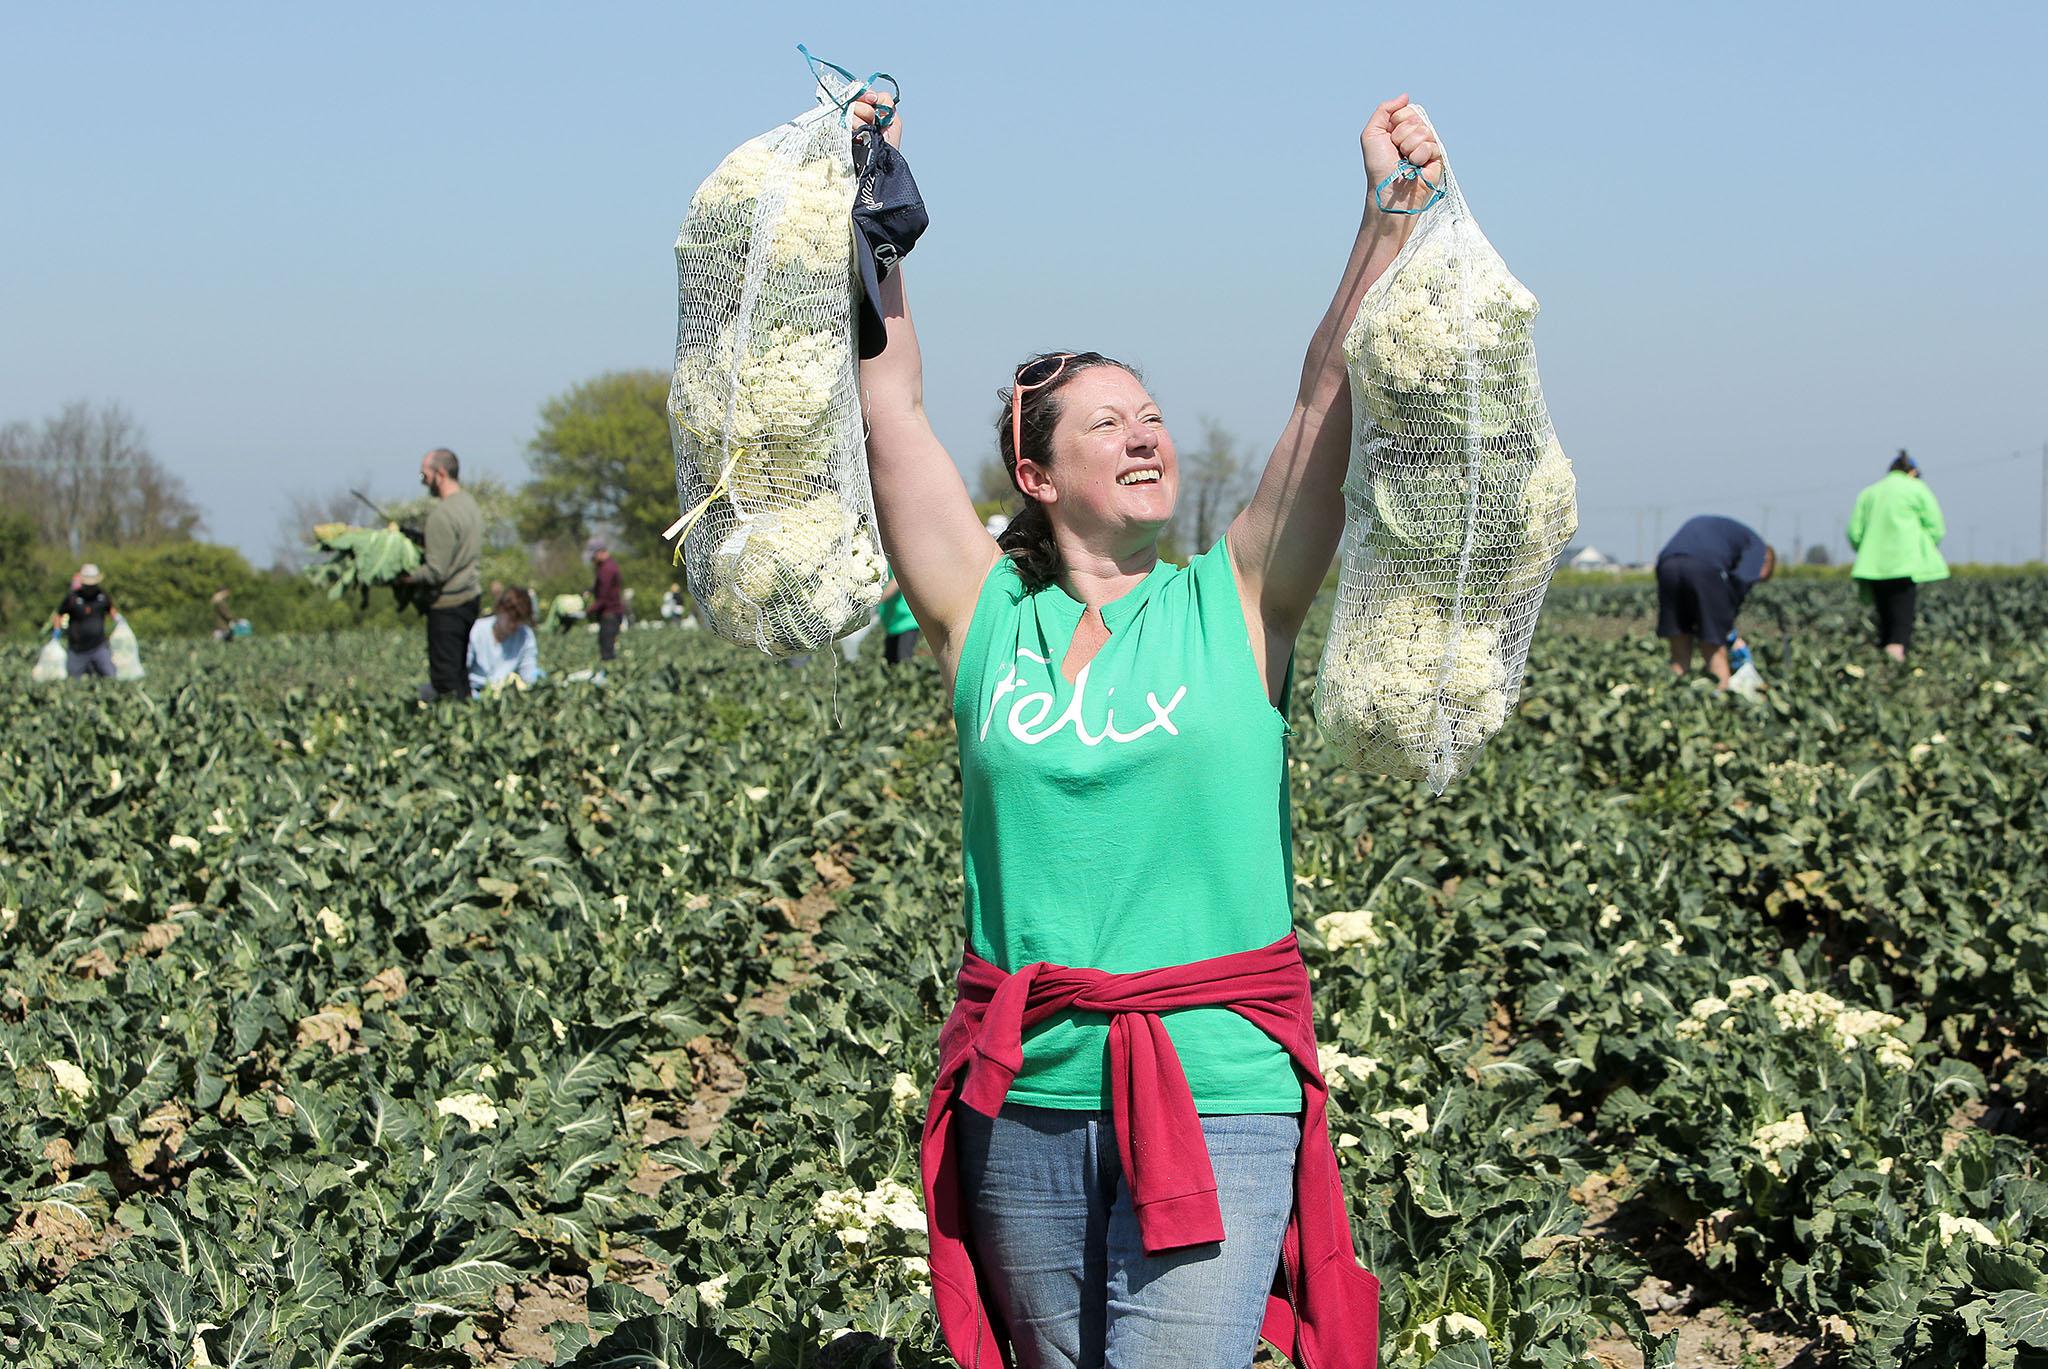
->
xmin=850 ymin=96 xmax=999 ymax=673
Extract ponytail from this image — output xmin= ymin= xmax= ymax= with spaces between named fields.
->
xmin=998 ymin=500 xmax=1060 ymax=591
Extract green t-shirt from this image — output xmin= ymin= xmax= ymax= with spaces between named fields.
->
xmin=879 ymin=583 xmax=918 ymax=636
xmin=951 ymin=535 xmax=1304 ymax=1114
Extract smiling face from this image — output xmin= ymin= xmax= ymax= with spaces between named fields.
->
xmin=1014 ymin=366 xmax=1178 ymax=557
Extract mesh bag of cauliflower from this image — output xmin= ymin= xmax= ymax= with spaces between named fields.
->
xmin=664 ymin=49 xmax=887 ymax=657
xmin=1315 ymin=109 xmax=1578 ymax=792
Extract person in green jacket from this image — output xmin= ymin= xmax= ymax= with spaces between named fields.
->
xmin=1846 ymin=450 xmax=1947 ymax=663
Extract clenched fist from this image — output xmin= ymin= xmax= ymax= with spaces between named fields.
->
xmin=1362 ymin=96 xmax=1443 ymax=212
xmin=847 ymin=89 xmax=902 ymax=150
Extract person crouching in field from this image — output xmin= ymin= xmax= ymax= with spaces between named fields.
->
xmin=467 ymin=586 xmax=541 ymax=694
xmin=1847 ymin=450 xmax=1947 ymax=664
xmin=853 ymin=87 xmax=1439 ymax=1369
xmin=661 ymin=581 xmax=691 ymax=626
xmin=50 ymin=563 xmax=116 ymax=678
xmin=1654 ymin=515 xmax=1776 ymax=689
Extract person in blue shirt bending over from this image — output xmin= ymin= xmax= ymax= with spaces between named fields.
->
xmin=467 ymin=586 xmax=543 ymax=695
xmin=1654 ymin=515 xmax=1776 ymax=689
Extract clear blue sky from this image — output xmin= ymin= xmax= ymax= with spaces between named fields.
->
xmin=4 ymin=1 xmax=2043 ymax=568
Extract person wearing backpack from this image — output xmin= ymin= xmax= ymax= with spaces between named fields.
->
xmin=853 ymin=87 xmax=1439 ymax=1369
xmin=1846 ymin=450 xmax=1947 ymax=664
xmin=50 ymin=564 xmax=117 ymax=679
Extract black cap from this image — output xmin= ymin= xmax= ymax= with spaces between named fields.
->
xmin=851 ymin=126 xmax=928 ymax=360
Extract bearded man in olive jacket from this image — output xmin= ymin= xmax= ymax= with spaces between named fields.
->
xmin=403 ymin=448 xmax=483 ymax=700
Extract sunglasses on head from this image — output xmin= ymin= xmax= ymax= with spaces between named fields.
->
xmin=1008 ymin=352 xmax=1111 ymax=481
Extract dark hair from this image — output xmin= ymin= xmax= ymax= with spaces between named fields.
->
xmin=1889 ymin=449 xmax=1917 ymax=475
xmin=993 ymin=351 xmax=1137 ymax=590
xmin=426 ymin=447 xmax=460 ymax=480
xmin=492 ymin=585 xmax=534 ymax=642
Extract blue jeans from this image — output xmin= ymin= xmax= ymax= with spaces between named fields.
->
xmin=956 ymin=1101 xmax=1299 ymax=1369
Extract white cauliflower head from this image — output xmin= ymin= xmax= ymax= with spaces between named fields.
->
xmin=1751 ymin=1112 xmax=1811 ymax=1177
xmin=1345 ymin=232 xmax=1539 ymax=440
xmin=1493 ymin=435 xmax=1578 ymax=593
xmin=1318 ymin=595 xmax=1508 ymax=778
xmin=813 ymin=1178 xmax=926 ymax=1247
xmin=685 ymin=135 xmax=853 ymax=278
xmin=1352 ymin=437 xmax=1571 ymax=599
xmin=1519 ymin=437 xmax=1577 ymax=551
xmin=713 ymin=496 xmax=857 ymax=600
xmin=1314 ymin=907 xmax=1383 ymax=951
xmin=701 ymin=495 xmax=885 ymax=655
xmin=672 ymin=320 xmax=843 ymax=460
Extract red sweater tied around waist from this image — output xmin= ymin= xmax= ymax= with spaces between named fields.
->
xmin=918 ymin=933 xmax=1380 ymax=1369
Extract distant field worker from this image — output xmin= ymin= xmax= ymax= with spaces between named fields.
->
xmin=210 ymin=587 xmax=251 ymax=642
xmin=587 ymin=539 xmax=625 ymax=662
xmin=50 ymin=563 xmax=116 ymax=678
xmin=401 ymin=448 xmax=484 ymax=700
xmin=876 ymin=568 xmax=920 ymax=664
xmin=1847 ymin=451 xmax=1947 ymax=664
xmin=467 ymin=586 xmax=542 ymax=693
xmin=1655 ymin=515 xmax=1776 ymax=689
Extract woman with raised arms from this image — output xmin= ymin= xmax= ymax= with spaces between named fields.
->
xmin=852 ymin=88 xmax=1442 ymax=1369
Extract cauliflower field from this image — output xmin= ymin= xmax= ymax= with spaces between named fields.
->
xmin=0 ymin=575 xmax=2043 ymax=1368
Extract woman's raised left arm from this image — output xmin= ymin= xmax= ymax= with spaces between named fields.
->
xmin=1227 ymin=96 xmax=1442 ymax=691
